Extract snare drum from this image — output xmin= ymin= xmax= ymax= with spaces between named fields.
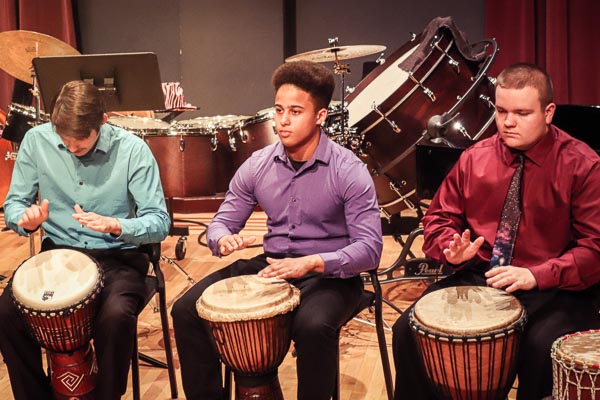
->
xmin=10 ymin=249 xmax=104 ymax=399
xmin=345 ymin=25 xmax=497 ymax=216
xmin=2 ymin=102 xmax=49 ymax=144
xmin=196 ymin=275 xmax=301 ymax=400
xmin=552 ymin=330 xmax=600 ymax=400
xmin=409 ymin=286 xmax=525 ymax=400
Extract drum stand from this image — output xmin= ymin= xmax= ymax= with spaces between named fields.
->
xmin=329 ymin=38 xmax=350 ymax=136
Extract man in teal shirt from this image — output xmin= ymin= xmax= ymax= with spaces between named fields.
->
xmin=0 ymin=81 xmax=170 ymax=399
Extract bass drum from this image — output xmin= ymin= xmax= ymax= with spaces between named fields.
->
xmin=345 ymin=21 xmax=498 ymax=217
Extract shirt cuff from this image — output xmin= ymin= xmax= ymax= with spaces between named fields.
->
xmin=528 ymin=263 xmax=555 ymax=290
xmin=320 ymin=251 xmax=342 ymax=277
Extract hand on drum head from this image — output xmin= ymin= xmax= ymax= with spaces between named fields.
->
xmin=17 ymin=198 xmax=50 ymax=231
xmin=443 ymin=229 xmax=485 ymax=265
xmin=218 ymin=234 xmax=257 ymax=256
xmin=258 ymin=254 xmax=324 ymax=279
xmin=72 ymin=204 xmax=122 ymax=236
xmin=485 ymin=265 xmax=538 ymax=293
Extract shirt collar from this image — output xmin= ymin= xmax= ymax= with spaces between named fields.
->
xmin=498 ymin=125 xmax=556 ymax=167
xmin=274 ymin=130 xmax=332 ymax=167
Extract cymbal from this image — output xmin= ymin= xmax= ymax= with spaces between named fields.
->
xmin=0 ymin=30 xmax=80 ymax=83
xmin=285 ymin=44 xmax=386 ymax=63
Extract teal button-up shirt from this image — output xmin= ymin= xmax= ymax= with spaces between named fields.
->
xmin=4 ymin=122 xmax=170 ymax=249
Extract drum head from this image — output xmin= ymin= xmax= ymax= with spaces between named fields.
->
xmin=196 ymin=275 xmax=300 ymax=322
xmin=11 ymin=249 xmax=101 ymax=311
xmin=413 ymin=286 xmax=523 ymax=336
xmin=107 ymin=116 xmax=170 ymax=135
xmin=555 ymin=330 xmax=600 ymax=369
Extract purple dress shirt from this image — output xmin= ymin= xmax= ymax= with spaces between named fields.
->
xmin=422 ymin=125 xmax=600 ymax=290
xmin=207 ymin=132 xmax=383 ymax=278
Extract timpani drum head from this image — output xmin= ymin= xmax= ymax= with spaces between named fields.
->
xmin=414 ymin=286 xmax=524 ymax=336
xmin=107 ymin=116 xmax=171 ymax=135
xmin=11 ymin=249 xmax=101 ymax=312
xmin=196 ymin=275 xmax=300 ymax=322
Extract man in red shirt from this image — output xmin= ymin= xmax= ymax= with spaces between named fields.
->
xmin=392 ymin=63 xmax=600 ymax=399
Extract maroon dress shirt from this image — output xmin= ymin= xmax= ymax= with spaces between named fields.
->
xmin=422 ymin=125 xmax=600 ymax=290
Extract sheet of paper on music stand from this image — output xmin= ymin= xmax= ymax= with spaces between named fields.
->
xmin=32 ymin=52 xmax=165 ymax=113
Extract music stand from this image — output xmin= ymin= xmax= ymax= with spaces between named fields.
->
xmin=32 ymin=52 xmax=165 ymax=113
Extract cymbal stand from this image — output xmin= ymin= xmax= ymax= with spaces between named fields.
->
xmin=328 ymin=37 xmax=350 ymax=136
xmin=26 ymin=72 xmax=45 ymax=257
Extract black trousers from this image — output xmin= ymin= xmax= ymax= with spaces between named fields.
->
xmin=392 ymin=266 xmax=600 ymax=400
xmin=0 ymin=241 xmax=148 ymax=400
xmin=171 ymin=253 xmax=364 ymax=400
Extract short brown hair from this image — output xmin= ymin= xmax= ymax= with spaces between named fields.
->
xmin=51 ymin=81 xmax=105 ymax=139
xmin=272 ymin=60 xmax=335 ymax=111
xmin=496 ymin=63 xmax=554 ymax=107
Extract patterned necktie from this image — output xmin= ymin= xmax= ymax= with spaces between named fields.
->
xmin=490 ymin=154 xmax=524 ymax=267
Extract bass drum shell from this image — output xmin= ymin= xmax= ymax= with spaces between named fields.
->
xmin=345 ymin=27 xmax=497 ymax=216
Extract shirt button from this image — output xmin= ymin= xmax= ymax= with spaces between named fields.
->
xmin=79 ymin=182 xmax=84 ymax=185
xmin=291 ymin=225 xmax=296 ymax=229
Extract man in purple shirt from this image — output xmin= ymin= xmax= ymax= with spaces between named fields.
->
xmin=171 ymin=60 xmax=383 ymax=400
xmin=392 ymin=63 xmax=600 ymax=399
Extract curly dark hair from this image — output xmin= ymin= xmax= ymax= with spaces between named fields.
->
xmin=272 ymin=60 xmax=335 ymax=111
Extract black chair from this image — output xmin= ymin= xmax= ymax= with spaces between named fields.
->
xmin=131 ymin=243 xmax=178 ymax=400
xmin=333 ymin=269 xmax=394 ymax=400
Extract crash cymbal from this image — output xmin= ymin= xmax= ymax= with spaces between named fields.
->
xmin=285 ymin=44 xmax=386 ymax=63
xmin=0 ymin=30 xmax=80 ymax=83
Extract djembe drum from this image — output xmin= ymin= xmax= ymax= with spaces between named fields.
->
xmin=552 ymin=330 xmax=600 ymax=399
xmin=196 ymin=275 xmax=301 ymax=400
xmin=409 ymin=286 xmax=526 ymax=400
xmin=9 ymin=249 xmax=104 ymax=399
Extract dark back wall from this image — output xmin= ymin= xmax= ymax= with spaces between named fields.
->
xmin=77 ymin=0 xmax=485 ymax=118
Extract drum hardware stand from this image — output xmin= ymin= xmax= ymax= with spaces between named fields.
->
xmin=328 ymin=37 xmax=351 ymax=137
xmin=371 ymin=102 xmax=402 ymax=133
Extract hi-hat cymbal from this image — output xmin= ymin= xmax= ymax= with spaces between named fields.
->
xmin=285 ymin=45 xmax=386 ymax=63
xmin=0 ymin=30 xmax=80 ymax=83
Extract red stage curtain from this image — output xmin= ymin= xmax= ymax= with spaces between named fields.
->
xmin=485 ymin=0 xmax=600 ymax=104
xmin=0 ymin=0 xmax=77 ymax=113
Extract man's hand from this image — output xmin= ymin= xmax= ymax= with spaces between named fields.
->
xmin=17 ymin=199 xmax=50 ymax=231
xmin=72 ymin=204 xmax=121 ymax=235
xmin=217 ymin=234 xmax=257 ymax=256
xmin=258 ymin=254 xmax=324 ymax=279
xmin=443 ymin=229 xmax=485 ymax=265
xmin=485 ymin=266 xmax=538 ymax=293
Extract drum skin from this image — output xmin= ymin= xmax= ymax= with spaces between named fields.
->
xmin=9 ymin=249 xmax=103 ymax=398
xmin=197 ymin=276 xmax=300 ymax=400
xmin=552 ymin=330 xmax=600 ymax=400
xmin=10 ymin=249 xmax=104 ymax=353
xmin=409 ymin=286 xmax=526 ymax=400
